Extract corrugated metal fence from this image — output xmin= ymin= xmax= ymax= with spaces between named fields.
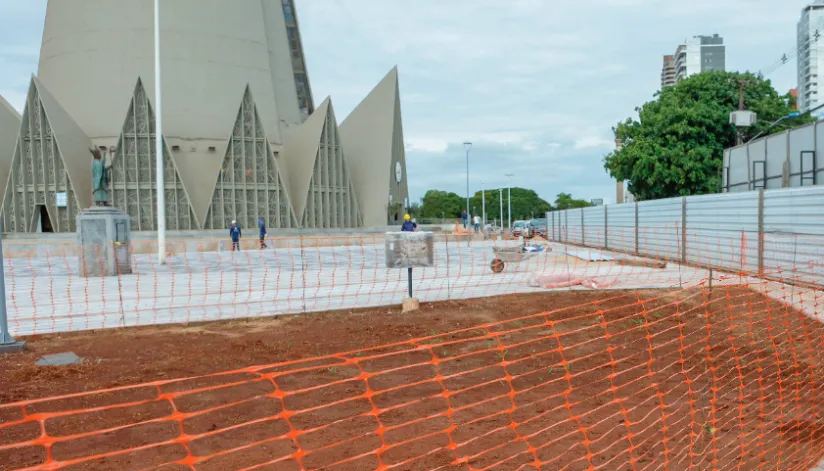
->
xmin=723 ymin=120 xmax=823 ymax=192
xmin=548 ymin=186 xmax=824 ymax=285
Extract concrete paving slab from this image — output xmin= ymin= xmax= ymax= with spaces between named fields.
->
xmin=37 ymin=352 xmax=82 ymax=366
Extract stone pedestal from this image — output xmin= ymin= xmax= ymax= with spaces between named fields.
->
xmin=76 ymin=207 xmax=132 ymax=277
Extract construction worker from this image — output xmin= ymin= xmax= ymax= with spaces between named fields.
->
xmin=401 ymin=214 xmax=416 ymax=232
xmin=229 ymin=220 xmax=241 ymax=251
xmin=258 ymin=217 xmax=267 ymax=249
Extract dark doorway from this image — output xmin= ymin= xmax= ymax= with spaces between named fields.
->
xmin=39 ymin=205 xmax=54 ymax=233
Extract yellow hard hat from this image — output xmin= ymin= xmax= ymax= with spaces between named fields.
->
xmin=404 ymin=214 xmax=411 ymax=220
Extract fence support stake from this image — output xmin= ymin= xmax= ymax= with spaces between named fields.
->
xmin=681 ymin=197 xmax=687 ymax=265
xmin=634 ymin=202 xmax=639 ymax=256
xmin=757 ymin=188 xmax=765 ymax=275
xmin=604 ymin=205 xmax=608 ymax=250
xmin=0 ymin=224 xmax=25 ymax=353
xmin=407 ymin=267 xmax=413 ymax=298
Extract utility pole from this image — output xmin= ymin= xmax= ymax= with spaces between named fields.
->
xmin=731 ymin=77 xmax=756 ymax=146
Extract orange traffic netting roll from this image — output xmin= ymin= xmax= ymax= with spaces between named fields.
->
xmin=2 ymin=284 xmax=824 ymax=470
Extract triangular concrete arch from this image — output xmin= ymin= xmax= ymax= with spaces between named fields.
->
xmin=282 ymin=97 xmax=362 ymax=227
xmin=1 ymin=77 xmax=93 ymax=232
xmin=0 ymin=94 xmax=21 ymax=204
xmin=110 ymin=78 xmax=199 ymax=230
xmin=339 ymin=66 xmax=408 ymax=227
xmin=203 ymin=84 xmax=298 ymax=229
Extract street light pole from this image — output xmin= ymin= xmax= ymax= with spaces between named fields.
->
xmin=499 ymin=189 xmax=503 ymax=229
xmin=481 ymin=182 xmax=486 ymax=227
xmin=154 ymin=0 xmax=166 ymax=265
xmin=505 ymin=173 xmax=514 ymax=229
xmin=463 ymin=142 xmax=472 ymax=246
xmin=748 ymin=112 xmax=801 ymax=142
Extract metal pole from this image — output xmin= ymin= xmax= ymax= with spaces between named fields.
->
xmin=154 ymin=0 xmax=167 ymax=265
xmin=463 ymin=142 xmax=472 ymax=247
xmin=465 ymin=149 xmax=469 ymax=224
xmin=499 ymin=189 xmax=503 ymax=229
xmin=407 ymin=267 xmax=413 ymax=298
xmin=505 ymin=174 xmax=514 ymax=229
xmin=0 ymin=225 xmax=24 ymax=352
xmin=481 ymin=183 xmax=486 ymax=227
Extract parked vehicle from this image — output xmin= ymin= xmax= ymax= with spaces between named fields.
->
xmin=525 ymin=218 xmax=548 ymax=238
xmin=511 ymin=220 xmax=529 ymax=237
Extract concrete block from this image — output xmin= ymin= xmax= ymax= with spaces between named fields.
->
xmin=0 ymin=341 xmax=26 ymax=354
xmin=402 ymin=297 xmax=420 ymax=312
xmin=37 ymin=352 xmax=82 ymax=366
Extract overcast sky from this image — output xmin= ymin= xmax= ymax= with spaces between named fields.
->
xmin=0 ymin=0 xmax=814 ymax=205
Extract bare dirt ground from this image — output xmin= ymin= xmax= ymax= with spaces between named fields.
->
xmin=2 ymin=288 xmax=824 ymax=471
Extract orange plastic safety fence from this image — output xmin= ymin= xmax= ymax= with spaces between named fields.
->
xmin=6 ymin=228 xmax=823 ymax=338
xmin=2 ymin=283 xmax=824 ymax=470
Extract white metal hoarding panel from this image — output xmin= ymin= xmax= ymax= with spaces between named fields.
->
xmin=637 ymin=197 xmax=682 ymax=261
xmin=787 ymin=124 xmax=815 ymax=188
xmin=816 ymin=120 xmax=824 ymax=185
xmin=582 ymin=206 xmax=606 ymax=248
xmin=606 ymin=203 xmax=635 ymax=253
xmin=764 ymin=132 xmax=787 ymax=190
xmin=746 ymin=139 xmax=768 ymax=190
xmin=727 ymin=146 xmax=750 ymax=192
xmin=685 ymin=191 xmax=759 ymax=273
xmin=565 ymin=208 xmax=584 ymax=244
xmin=762 ymin=186 xmax=824 ymax=285
xmin=549 ymin=210 xmax=568 ymax=242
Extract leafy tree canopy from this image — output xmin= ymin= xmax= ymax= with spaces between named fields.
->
xmin=414 ymin=188 xmax=590 ymax=223
xmin=468 ymin=188 xmax=553 ymax=222
xmin=419 ymin=190 xmax=464 ymax=219
xmin=554 ymin=192 xmax=593 ymax=209
xmin=603 ymin=71 xmax=811 ymax=201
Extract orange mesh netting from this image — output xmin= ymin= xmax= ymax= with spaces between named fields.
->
xmin=2 ymin=283 xmax=824 ymax=470
xmin=6 ymin=228 xmax=817 ymax=337
xmin=2 ymin=230 xmax=824 ymax=470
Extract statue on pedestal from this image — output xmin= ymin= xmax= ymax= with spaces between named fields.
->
xmin=90 ymin=147 xmax=112 ymax=207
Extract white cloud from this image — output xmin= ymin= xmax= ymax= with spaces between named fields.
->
xmin=0 ymin=0 xmax=811 ymax=205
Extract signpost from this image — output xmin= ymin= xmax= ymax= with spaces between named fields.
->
xmin=385 ymin=232 xmax=434 ymax=310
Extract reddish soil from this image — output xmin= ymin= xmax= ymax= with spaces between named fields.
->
xmin=1 ymin=288 xmax=824 ymax=471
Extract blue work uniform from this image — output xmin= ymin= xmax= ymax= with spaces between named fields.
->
xmin=229 ymin=225 xmax=241 ymax=251
xmin=258 ymin=218 xmax=267 ymax=249
xmin=401 ymin=221 xmax=416 ymax=232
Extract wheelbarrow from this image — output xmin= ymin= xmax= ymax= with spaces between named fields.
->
xmin=489 ymin=246 xmax=544 ymax=273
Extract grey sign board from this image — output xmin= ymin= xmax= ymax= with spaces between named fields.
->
xmin=385 ymin=232 xmax=435 ymax=268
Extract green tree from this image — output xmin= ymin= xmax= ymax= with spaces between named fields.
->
xmin=468 ymin=188 xmax=553 ymax=222
xmin=419 ymin=190 xmax=464 ymax=219
xmin=554 ymin=192 xmax=593 ymax=209
xmin=603 ymin=71 xmax=811 ymax=201
xmin=407 ymin=201 xmax=422 ymax=218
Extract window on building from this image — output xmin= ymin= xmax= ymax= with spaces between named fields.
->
xmin=282 ymin=5 xmax=295 ymax=22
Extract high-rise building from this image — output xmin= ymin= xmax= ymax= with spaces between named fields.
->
xmin=661 ymin=55 xmax=676 ymax=89
xmin=662 ymin=34 xmax=725 ymax=88
xmin=797 ymin=0 xmax=824 ymax=113
xmin=0 ymin=0 xmax=409 ymax=232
